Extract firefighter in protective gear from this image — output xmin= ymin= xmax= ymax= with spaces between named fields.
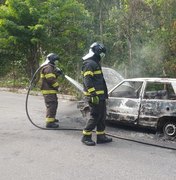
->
xmin=40 ymin=53 xmax=63 ymax=128
xmin=81 ymin=42 xmax=112 ymax=146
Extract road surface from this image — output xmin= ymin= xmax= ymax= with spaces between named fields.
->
xmin=0 ymin=91 xmax=176 ymax=180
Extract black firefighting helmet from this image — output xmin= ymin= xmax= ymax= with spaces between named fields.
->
xmin=47 ymin=53 xmax=59 ymax=63
xmin=90 ymin=42 xmax=106 ymax=58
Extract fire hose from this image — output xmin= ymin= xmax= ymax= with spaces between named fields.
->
xmin=25 ymin=66 xmax=176 ymax=151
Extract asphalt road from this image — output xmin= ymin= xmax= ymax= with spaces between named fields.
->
xmin=0 ymin=91 xmax=176 ymax=180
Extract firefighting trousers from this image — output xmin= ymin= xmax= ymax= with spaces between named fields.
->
xmin=84 ymin=100 xmax=106 ymax=132
xmin=43 ymin=94 xmax=58 ymax=123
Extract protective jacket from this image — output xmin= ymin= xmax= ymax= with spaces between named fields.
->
xmin=82 ymin=57 xmax=108 ymax=100
xmin=40 ymin=63 xmax=59 ymax=95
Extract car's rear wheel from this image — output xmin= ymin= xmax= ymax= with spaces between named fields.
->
xmin=163 ymin=121 xmax=176 ymax=139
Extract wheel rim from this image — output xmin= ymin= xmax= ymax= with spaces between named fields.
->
xmin=164 ymin=123 xmax=176 ymax=137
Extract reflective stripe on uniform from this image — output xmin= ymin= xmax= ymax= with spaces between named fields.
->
xmin=40 ymin=73 xmax=56 ymax=79
xmin=83 ymin=90 xmax=104 ymax=96
xmin=83 ymin=130 xmax=92 ymax=135
xmin=46 ymin=117 xmax=55 ymax=123
xmin=45 ymin=73 xmax=56 ymax=79
xmin=40 ymin=74 xmax=45 ymax=78
xmin=96 ymin=131 xmax=105 ymax=135
xmin=83 ymin=71 xmax=94 ymax=77
xmin=88 ymin=87 xmax=95 ymax=93
xmin=41 ymin=90 xmax=57 ymax=95
xmin=52 ymin=82 xmax=59 ymax=87
xmin=93 ymin=70 xmax=102 ymax=75
xmin=96 ymin=90 xmax=104 ymax=95
xmin=82 ymin=70 xmax=102 ymax=77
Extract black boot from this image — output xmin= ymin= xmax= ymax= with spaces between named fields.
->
xmin=97 ymin=134 xmax=112 ymax=144
xmin=81 ymin=135 xmax=96 ymax=146
xmin=54 ymin=119 xmax=59 ymax=123
xmin=46 ymin=122 xmax=59 ymax=128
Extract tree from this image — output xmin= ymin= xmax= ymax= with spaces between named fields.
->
xmin=40 ymin=0 xmax=92 ymax=78
xmin=104 ymin=0 xmax=176 ymax=78
xmin=1 ymin=0 xmax=176 ymax=89
xmin=0 ymin=0 xmax=91 ymax=80
xmin=0 ymin=0 xmax=46 ymax=78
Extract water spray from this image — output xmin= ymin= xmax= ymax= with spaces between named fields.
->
xmin=64 ymin=75 xmax=83 ymax=93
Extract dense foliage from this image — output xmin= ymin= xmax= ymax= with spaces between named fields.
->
xmin=0 ymin=0 xmax=176 ymax=89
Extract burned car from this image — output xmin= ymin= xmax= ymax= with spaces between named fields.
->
xmin=106 ymin=78 xmax=176 ymax=139
xmin=67 ymin=68 xmax=176 ymax=139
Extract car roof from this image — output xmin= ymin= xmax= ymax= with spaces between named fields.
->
xmin=123 ymin=77 xmax=176 ymax=82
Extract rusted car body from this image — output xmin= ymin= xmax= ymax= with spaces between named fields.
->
xmin=106 ymin=78 xmax=176 ymax=138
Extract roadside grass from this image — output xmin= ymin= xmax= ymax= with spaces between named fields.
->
xmin=0 ymin=75 xmax=82 ymax=100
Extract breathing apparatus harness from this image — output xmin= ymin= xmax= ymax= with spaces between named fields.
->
xmin=25 ymin=62 xmax=176 ymax=150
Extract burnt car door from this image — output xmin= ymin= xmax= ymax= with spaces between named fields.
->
xmin=107 ymin=80 xmax=143 ymax=124
xmin=138 ymin=80 xmax=176 ymax=128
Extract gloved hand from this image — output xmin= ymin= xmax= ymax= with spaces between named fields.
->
xmin=90 ymin=95 xmax=99 ymax=104
xmin=55 ymin=67 xmax=64 ymax=76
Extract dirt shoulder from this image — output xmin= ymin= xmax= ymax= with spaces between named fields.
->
xmin=0 ymin=87 xmax=76 ymax=100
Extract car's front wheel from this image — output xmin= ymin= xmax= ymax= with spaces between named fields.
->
xmin=163 ymin=121 xmax=176 ymax=139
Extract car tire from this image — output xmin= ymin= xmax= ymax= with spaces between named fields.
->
xmin=163 ymin=121 xmax=176 ymax=139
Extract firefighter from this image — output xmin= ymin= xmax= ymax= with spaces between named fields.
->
xmin=40 ymin=53 xmax=63 ymax=128
xmin=81 ymin=42 xmax=112 ymax=146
